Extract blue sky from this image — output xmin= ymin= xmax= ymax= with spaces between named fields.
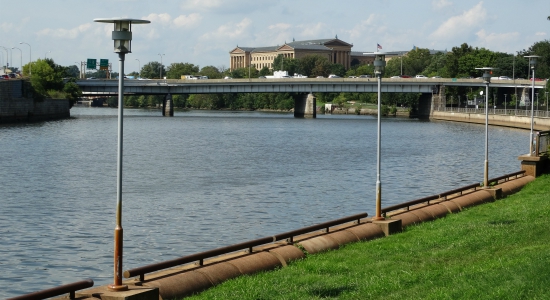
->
xmin=1 ymin=0 xmax=549 ymax=74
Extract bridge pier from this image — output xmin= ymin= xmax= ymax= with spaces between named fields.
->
xmin=163 ymin=94 xmax=173 ymax=117
xmin=294 ymin=93 xmax=316 ymax=118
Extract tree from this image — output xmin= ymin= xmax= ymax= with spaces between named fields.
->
xmin=166 ymin=62 xmax=199 ymax=79
xmin=65 ymin=65 xmax=80 ymax=78
xmin=30 ymin=59 xmax=59 ymax=96
xmin=522 ymin=40 xmax=550 ymax=79
xmin=446 ymin=43 xmax=473 ymax=77
xmin=141 ymin=61 xmax=165 ymax=79
xmin=199 ymin=65 xmax=222 ymax=79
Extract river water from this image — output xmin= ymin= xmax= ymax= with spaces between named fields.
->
xmin=0 ymin=106 xmax=529 ymax=297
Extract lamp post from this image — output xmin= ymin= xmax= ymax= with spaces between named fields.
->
xmin=12 ymin=47 xmax=22 ymax=72
xmin=0 ymin=46 xmax=8 ymax=72
xmin=373 ymin=51 xmax=386 ymax=220
xmin=135 ymin=58 xmax=140 ymax=79
xmin=525 ymin=56 xmax=540 ymax=155
xmin=504 ymin=94 xmax=507 ymax=115
xmin=546 ymin=91 xmax=549 ymax=117
xmin=19 ymin=42 xmax=31 ymax=76
xmin=93 ymin=17 xmax=150 ymax=292
xmin=475 ymin=67 xmax=494 ymax=188
xmin=158 ymin=53 xmax=164 ymax=79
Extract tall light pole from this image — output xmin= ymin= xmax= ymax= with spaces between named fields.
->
xmin=19 ymin=42 xmax=31 ymax=76
xmin=94 ymin=17 xmax=150 ymax=292
xmin=12 ymin=47 xmax=22 ymax=72
xmin=546 ymin=91 xmax=549 ymax=117
xmin=158 ymin=53 xmax=164 ymax=79
xmin=525 ymin=56 xmax=540 ymax=155
xmin=135 ymin=58 xmax=140 ymax=79
xmin=504 ymin=94 xmax=507 ymax=115
xmin=0 ymin=46 xmax=8 ymax=72
xmin=475 ymin=67 xmax=494 ymax=188
xmin=373 ymin=51 xmax=386 ymax=220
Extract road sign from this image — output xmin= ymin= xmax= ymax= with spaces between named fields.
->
xmin=87 ymin=59 xmax=97 ymax=70
xmin=100 ymin=59 xmax=109 ymax=70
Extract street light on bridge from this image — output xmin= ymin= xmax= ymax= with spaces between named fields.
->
xmin=19 ymin=42 xmax=31 ymax=76
xmin=373 ymin=52 xmax=386 ymax=220
xmin=158 ymin=53 xmax=165 ymax=79
xmin=93 ymin=17 xmax=150 ymax=292
xmin=524 ymin=55 xmax=540 ymax=155
xmin=475 ymin=67 xmax=495 ymax=188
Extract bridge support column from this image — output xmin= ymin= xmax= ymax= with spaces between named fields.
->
xmin=163 ymin=93 xmax=173 ymax=117
xmin=417 ymin=93 xmax=433 ymax=118
xmin=294 ymin=93 xmax=316 ymax=118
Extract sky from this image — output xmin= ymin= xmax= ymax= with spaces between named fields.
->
xmin=1 ymin=0 xmax=549 ymax=74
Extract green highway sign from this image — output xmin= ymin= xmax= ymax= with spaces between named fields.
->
xmin=100 ymin=59 xmax=109 ymax=70
xmin=86 ymin=59 xmax=97 ymax=70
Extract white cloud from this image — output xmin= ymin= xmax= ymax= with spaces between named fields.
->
xmin=348 ymin=14 xmax=381 ymax=41
xmin=299 ymin=22 xmax=327 ymax=38
xmin=181 ymin=0 xmax=223 ymax=11
xmin=1 ymin=22 xmax=15 ymax=32
xmin=476 ymin=29 xmax=519 ymax=47
xmin=201 ymin=18 xmax=252 ymax=41
xmin=268 ymin=23 xmax=292 ymax=31
xmin=144 ymin=13 xmax=172 ymax=26
xmin=430 ymin=2 xmax=486 ymax=40
xmin=432 ymin=0 xmax=452 ymax=10
xmin=173 ymin=13 xmax=202 ymax=28
xmin=36 ymin=23 xmax=92 ymax=39
xmin=535 ymin=32 xmax=547 ymax=36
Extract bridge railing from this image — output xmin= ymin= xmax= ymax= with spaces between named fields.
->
xmin=381 ymin=170 xmax=526 ymax=216
xmin=436 ymin=106 xmax=550 ymax=118
xmin=123 ymin=213 xmax=368 ymax=281
xmin=7 ymin=279 xmax=94 ymax=300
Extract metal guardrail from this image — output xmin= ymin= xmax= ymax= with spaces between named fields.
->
xmin=123 ymin=213 xmax=368 ymax=281
xmin=436 ymin=106 xmax=550 ymax=118
xmin=535 ymin=131 xmax=550 ymax=156
xmin=381 ymin=170 xmax=526 ymax=215
xmin=7 ymin=279 xmax=94 ymax=300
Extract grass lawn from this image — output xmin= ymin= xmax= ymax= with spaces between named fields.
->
xmin=186 ymin=174 xmax=550 ymax=300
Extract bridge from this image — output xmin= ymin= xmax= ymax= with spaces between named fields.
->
xmin=76 ymin=78 xmax=545 ymax=118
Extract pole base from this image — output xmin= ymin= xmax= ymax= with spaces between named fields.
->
xmin=107 ymin=284 xmax=129 ymax=292
xmin=371 ymin=216 xmax=385 ymax=221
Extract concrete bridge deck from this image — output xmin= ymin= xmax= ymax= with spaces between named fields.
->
xmin=77 ymin=78 xmax=544 ymax=96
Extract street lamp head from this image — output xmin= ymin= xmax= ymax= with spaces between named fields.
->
xmin=93 ymin=18 xmax=150 ymax=53
xmin=475 ymin=67 xmax=496 ymax=84
xmin=524 ymin=55 xmax=540 ymax=69
xmin=373 ymin=52 xmax=386 ymax=77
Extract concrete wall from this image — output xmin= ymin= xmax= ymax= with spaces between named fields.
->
xmin=431 ymin=110 xmax=550 ymax=131
xmin=0 ymin=80 xmax=70 ymax=123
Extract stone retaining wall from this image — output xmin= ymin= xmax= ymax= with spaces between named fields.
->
xmin=0 ymin=80 xmax=70 ymax=123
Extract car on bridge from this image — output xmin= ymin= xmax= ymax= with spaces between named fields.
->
xmin=415 ymin=75 xmax=428 ymax=79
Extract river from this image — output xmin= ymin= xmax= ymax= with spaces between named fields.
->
xmin=0 ymin=106 xmax=529 ymax=297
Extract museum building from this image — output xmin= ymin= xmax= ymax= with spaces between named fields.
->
xmin=229 ymin=38 xmax=377 ymax=71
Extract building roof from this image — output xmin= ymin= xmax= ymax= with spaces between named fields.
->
xmin=229 ymin=38 xmax=353 ymax=54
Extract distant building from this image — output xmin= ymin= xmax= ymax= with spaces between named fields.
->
xmin=229 ymin=38 xmax=376 ymax=71
xmin=229 ymin=38 xmax=446 ymax=71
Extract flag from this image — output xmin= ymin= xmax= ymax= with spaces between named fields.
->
xmin=377 ymin=43 xmax=382 ymax=50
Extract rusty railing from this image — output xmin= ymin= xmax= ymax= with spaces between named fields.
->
xmin=7 ymin=279 xmax=94 ymax=300
xmin=382 ymin=170 xmax=526 ymax=216
xmin=123 ymin=212 xmax=368 ymax=281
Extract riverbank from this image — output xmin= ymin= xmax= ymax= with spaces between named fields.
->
xmin=432 ymin=110 xmax=550 ymax=131
xmin=188 ymin=174 xmax=550 ymax=299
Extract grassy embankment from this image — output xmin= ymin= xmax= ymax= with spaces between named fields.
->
xmin=187 ymin=174 xmax=550 ymax=299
